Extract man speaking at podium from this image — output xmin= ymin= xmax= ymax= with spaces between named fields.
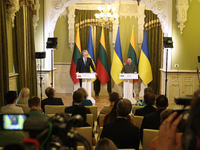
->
xmin=121 ymin=57 xmax=137 ymax=73
xmin=76 ymin=50 xmax=96 ymax=87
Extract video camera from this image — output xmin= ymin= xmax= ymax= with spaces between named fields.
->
xmin=1 ymin=113 xmax=92 ymax=150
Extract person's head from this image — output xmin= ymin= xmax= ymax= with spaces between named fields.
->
xmin=72 ymin=105 xmax=87 ymax=123
xmin=127 ymin=57 xmax=132 ymax=65
xmin=95 ymin=138 xmax=117 ymax=150
xmin=144 ymin=87 xmax=154 ymax=94
xmin=82 ymin=50 xmax=88 ymax=58
xmin=5 ymin=91 xmax=18 ymax=104
xmin=156 ymin=95 xmax=168 ymax=110
xmin=160 ymin=109 xmax=173 ymax=122
xmin=77 ymin=87 xmax=88 ymax=99
xmin=117 ymin=99 xmax=132 ymax=117
xmin=45 ymin=87 xmax=55 ymax=98
xmin=18 ymin=87 xmax=30 ymax=100
xmin=109 ymin=92 xmax=119 ymax=104
xmin=73 ymin=90 xmax=84 ymax=104
xmin=28 ymin=96 xmax=40 ymax=109
xmin=144 ymin=92 xmax=155 ymax=106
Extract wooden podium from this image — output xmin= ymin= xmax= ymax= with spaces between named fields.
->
xmin=119 ymin=73 xmax=138 ymax=104
xmin=76 ymin=73 xmax=96 ymax=104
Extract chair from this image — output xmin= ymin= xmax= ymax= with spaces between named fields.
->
xmin=134 ymin=115 xmax=144 ymax=129
xmin=44 ymin=105 xmax=67 ymax=114
xmin=143 ymin=129 xmax=159 ymax=150
xmin=46 ymin=114 xmax=55 ymax=117
xmin=98 ymin=114 xmax=105 ymax=126
xmin=76 ymin=127 xmax=92 ymax=147
xmin=133 ymin=106 xmax=144 ymax=114
xmin=85 ymin=106 xmax=98 ymax=121
xmin=16 ymin=104 xmax=30 ymax=113
xmin=97 ymin=126 xmax=103 ymax=141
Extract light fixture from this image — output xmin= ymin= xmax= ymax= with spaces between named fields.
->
xmin=133 ymin=0 xmax=141 ymax=6
xmin=95 ymin=5 xmax=118 ymax=26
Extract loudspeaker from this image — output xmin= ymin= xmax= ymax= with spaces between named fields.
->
xmin=163 ymin=37 xmax=173 ymax=48
xmin=35 ymin=52 xmax=46 ymax=59
xmin=198 ymin=56 xmax=200 ymax=63
xmin=46 ymin=37 xmax=58 ymax=49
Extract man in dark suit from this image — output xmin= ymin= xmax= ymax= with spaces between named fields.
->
xmin=135 ymin=92 xmax=156 ymax=116
xmin=41 ymin=87 xmax=64 ymax=113
xmin=76 ymin=50 xmax=96 ymax=87
xmin=100 ymin=99 xmax=140 ymax=150
xmin=65 ymin=90 xmax=91 ymax=114
xmin=140 ymin=95 xmax=168 ymax=142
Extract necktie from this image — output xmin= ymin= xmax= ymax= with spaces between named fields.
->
xmin=84 ymin=59 xmax=87 ymax=66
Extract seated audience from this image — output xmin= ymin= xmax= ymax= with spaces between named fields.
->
xmin=72 ymin=105 xmax=96 ymax=145
xmin=41 ymin=87 xmax=64 ymax=112
xmin=140 ymin=95 xmax=168 ymax=142
xmin=1 ymin=91 xmax=24 ymax=114
xmin=132 ymin=87 xmax=154 ymax=116
xmin=27 ymin=96 xmax=49 ymax=118
xmin=0 ymin=130 xmax=26 ymax=147
xmin=95 ymin=138 xmax=117 ymax=150
xmin=100 ymin=99 xmax=140 ymax=150
xmin=100 ymin=98 xmax=134 ymax=126
xmin=74 ymin=87 xmax=93 ymax=106
xmin=65 ymin=90 xmax=91 ymax=114
xmin=156 ymin=90 xmax=200 ymax=150
xmin=135 ymin=92 xmax=156 ymax=116
xmin=16 ymin=87 xmax=30 ymax=104
xmin=149 ymin=109 xmax=182 ymax=150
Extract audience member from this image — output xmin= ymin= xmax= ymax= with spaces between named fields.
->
xmin=27 ymin=96 xmax=49 ymax=118
xmin=41 ymin=87 xmax=64 ymax=112
xmin=65 ymin=90 xmax=91 ymax=114
xmin=156 ymin=90 xmax=200 ymax=150
xmin=149 ymin=109 xmax=183 ymax=150
xmin=135 ymin=92 xmax=156 ymax=116
xmin=1 ymin=91 xmax=24 ymax=114
xmin=100 ymin=98 xmax=134 ymax=127
xmin=95 ymin=138 xmax=117 ymax=150
xmin=72 ymin=105 xmax=96 ymax=145
xmin=16 ymin=87 xmax=30 ymax=104
xmin=100 ymin=99 xmax=140 ymax=150
xmin=140 ymin=95 xmax=168 ymax=142
xmin=76 ymin=87 xmax=93 ymax=106
xmin=132 ymin=87 xmax=154 ymax=116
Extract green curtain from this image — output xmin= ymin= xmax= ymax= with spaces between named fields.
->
xmin=0 ymin=0 xmax=9 ymax=107
xmin=12 ymin=6 xmax=37 ymax=97
xmin=144 ymin=10 xmax=163 ymax=94
xmin=75 ymin=10 xmax=112 ymax=94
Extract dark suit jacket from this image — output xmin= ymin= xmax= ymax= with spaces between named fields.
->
xmin=135 ymin=105 xmax=156 ymax=116
xmin=65 ymin=105 xmax=91 ymax=114
xmin=41 ymin=97 xmax=63 ymax=113
xmin=100 ymin=118 xmax=140 ymax=150
xmin=76 ymin=57 xmax=96 ymax=73
xmin=140 ymin=109 xmax=164 ymax=142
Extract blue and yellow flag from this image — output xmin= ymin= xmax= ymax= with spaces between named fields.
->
xmin=138 ymin=28 xmax=153 ymax=85
xmin=111 ymin=27 xmax=123 ymax=85
xmin=87 ymin=26 xmax=96 ymax=82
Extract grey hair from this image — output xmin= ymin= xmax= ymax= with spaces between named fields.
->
xmin=82 ymin=50 xmax=88 ymax=55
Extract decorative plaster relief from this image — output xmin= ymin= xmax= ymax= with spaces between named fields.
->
xmin=119 ymin=3 xmax=138 ymax=19
xmin=176 ymin=0 xmax=189 ymax=35
xmin=7 ymin=0 xmax=20 ymax=28
xmin=33 ymin=0 xmax=40 ymax=32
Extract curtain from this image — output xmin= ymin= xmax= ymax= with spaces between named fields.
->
xmin=0 ymin=0 xmax=9 ymax=107
xmin=144 ymin=10 xmax=163 ymax=94
xmin=75 ymin=10 xmax=112 ymax=94
xmin=12 ymin=6 xmax=37 ymax=97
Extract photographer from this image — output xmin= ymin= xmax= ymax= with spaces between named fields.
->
xmin=156 ymin=90 xmax=200 ymax=150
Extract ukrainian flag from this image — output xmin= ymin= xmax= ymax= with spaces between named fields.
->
xmin=138 ymin=28 xmax=153 ymax=85
xmin=87 ymin=26 xmax=96 ymax=82
xmin=111 ymin=27 xmax=123 ymax=85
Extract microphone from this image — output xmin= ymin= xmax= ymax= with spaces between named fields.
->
xmin=196 ymin=67 xmax=199 ymax=73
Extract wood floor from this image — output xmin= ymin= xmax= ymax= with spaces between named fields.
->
xmin=55 ymin=93 xmax=143 ymax=113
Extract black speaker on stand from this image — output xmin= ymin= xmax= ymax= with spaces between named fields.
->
xmin=35 ymin=52 xmax=46 ymax=101
xmin=163 ymin=37 xmax=173 ymax=97
xmin=46 ymin=37 xmax=58 ymax=87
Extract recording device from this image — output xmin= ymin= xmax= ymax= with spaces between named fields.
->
xmin=0 ymin=114 xmax=27 ymax=130
xmin=3 ymin=113 xmax=91 ymax=150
